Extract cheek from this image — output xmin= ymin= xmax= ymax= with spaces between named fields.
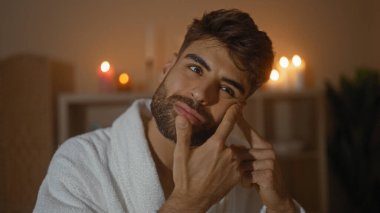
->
xmin=164 ymin=72 xmax=192 ymax=96
xmin=209 ymin=101 xmax=236 ymax=124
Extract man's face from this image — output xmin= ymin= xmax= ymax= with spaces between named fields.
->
xmin=151 ymin=39 xmax=250 ymax=146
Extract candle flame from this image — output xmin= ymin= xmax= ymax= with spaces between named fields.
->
xmin=292 ymin=55 xmax=302 ymax=67
xmin=270 ymin=69 xmax=280 ymax=81
xmin=100 ymin=61 xmax=111 ymax=73
xmin=119 ymin=73 xmax=129 ymax=85
xmin=279 ymin=57 xmax=289 ymax=68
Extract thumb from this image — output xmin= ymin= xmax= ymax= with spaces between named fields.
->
xmin=174 ymin=115 xmax=192 ymax=161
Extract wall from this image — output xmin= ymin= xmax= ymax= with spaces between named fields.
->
xmin=368 ymin=0 xmax=380 ymax=69
xmin=1 ymin=0 xmax=378 ymax=93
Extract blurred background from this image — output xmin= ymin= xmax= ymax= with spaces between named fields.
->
xmin=1 ymin=0 xmax=379 ymax=212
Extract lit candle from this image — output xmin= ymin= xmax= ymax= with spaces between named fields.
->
xmin=278 ymin=56 xmax=289 ymax=90
xmin=267 ymin=69 xmax=281 ymax=90
xmin=292 ymin=55 xmax=306 ymax=91
xmin=279 ymin=56 xmax=289 ymax=68
xmin=117 ymin=72 xmax=132 ymax=91
xmin=98 ymin=60 xmax=115 ymax=92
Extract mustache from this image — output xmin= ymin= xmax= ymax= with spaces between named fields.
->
xmin=168 ymin=95 xmax=213 ymax=123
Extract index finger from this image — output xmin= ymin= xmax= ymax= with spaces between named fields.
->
xmin=174 ymin=115 xmax=192 ymax=160
xmin=237 ymin=117 xmax=270 ymax=149
xmin=212 ymin=104 xmax=241 ymax=141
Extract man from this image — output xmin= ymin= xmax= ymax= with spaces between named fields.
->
xmin=34 ymin=9 xmax=304 ymax=212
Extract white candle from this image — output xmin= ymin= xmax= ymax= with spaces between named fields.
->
xmin=145 ymin=24 xmax=155 ymax=61
xmin=267 ymin=69 xmax=281 ymax=90
xmin=292 ymin=55 xmax=305 ymax=91
xmin=279 ymin=56 xmax=290 ymax=90
xmin=145 ymin=24 xmax=156 ymax=92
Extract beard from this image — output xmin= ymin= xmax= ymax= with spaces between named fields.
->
xmin=150 ymin=81 xmax=218 ymax=146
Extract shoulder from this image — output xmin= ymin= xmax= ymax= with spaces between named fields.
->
xmin=47 ymin=128 xmax=112 ymax=179
xmin=59 ymin=128 xmax=112 ymax=155
xmin=35 ymin=129 xmax=113 ymax=212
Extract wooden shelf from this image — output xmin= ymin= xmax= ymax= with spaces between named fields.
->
xmin=57 ymin=93 xmax=150 ymax=144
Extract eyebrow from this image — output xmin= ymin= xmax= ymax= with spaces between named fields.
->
xmin=184 ymin=53 xmax=246 ymax=95
xmin=222 ymin=77 xmax=246 ymax=95
xmin=184 ymin=53 xmax=211 ymax=71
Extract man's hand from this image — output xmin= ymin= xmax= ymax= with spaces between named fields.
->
xmin=160 ymin=104 xmax=241 ymax=212
xmin=234 ymin=117 xmax=297 ymax=213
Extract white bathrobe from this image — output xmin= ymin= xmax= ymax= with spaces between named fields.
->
xmin=34 ymin=99 xmax=302 ymax=213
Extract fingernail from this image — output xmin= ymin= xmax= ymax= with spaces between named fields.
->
xmin=175 ymin=116 xmax=188 ymax=129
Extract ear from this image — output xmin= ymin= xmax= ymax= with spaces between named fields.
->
xmin=159 ymin=53 xmax=178 ymax=82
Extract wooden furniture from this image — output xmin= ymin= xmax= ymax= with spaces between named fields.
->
xmin=57 ymin=91 xmax=327 ymax=212
xmin=57 ymin=93 xmax=151 ymax=144
xmin=0 ymin=54 xmax=74 ymax=212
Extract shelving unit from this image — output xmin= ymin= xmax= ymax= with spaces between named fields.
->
xmin=57 ymin=93 xmax=150 ymax=144
xmin=244 ymin=90 xmax=327 ymax=213
xmin=57 ymin=91 xmax=327 ymax=212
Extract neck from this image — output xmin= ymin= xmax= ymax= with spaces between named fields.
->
xmin=147 ymin=118 xmax=175 ymax=169
xmin=146 ymin=117 xmax=176 ymax=199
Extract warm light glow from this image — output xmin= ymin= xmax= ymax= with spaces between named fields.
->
xmin=119 ymin=73 xmax=129 ymax=85
xmin=292 ymin=55 xmax=302 ymax=67
xmin=279 ymin=57 xmax=289 ymax=68
xmin=100 ymin=61 xmax=111 ymax=73
xmin=270 ymin=69 xmax=280 ymax=81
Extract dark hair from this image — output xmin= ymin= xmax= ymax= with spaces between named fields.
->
xmin=178 ymin=9 xmax=274 ymax=94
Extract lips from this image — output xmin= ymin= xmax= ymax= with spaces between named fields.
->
xmin=174 ymin=101 xmax=206 ymax=125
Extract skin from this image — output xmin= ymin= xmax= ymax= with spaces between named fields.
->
xmin=146 ymin=39 xmax=296 ymax=212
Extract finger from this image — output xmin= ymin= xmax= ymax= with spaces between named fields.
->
xmin=212 ymin=104 xmax=241 ymax=142
xmin=174 ymin=115 xmax=192 ymax=161
xmin=239 ymin=161 xmax=253 ymax=172
xmin=237 ymin=117 xmax=270 ymax=149
xmin=252 ymin=159 xmax=275 ymax=171
xmin=251 ymin=170 xmax=274 ymax=188
xmin=232 ymin=146 xmax=276 ymax=162
xmin=241 ymin=170 xmax=254 ymax=188
xmin=249 ymin=149 xmax=276 ymax=160
xmin=231 ymin=147 xmax=254 ymax=161
xmin=239 ymin=159 xmax=275 ymax=173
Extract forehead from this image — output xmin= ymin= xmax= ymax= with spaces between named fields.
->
xmin=179 ymin=39 xmax=251 ymax=96
xmin=181 ymin=39 xmax=230 ymax=61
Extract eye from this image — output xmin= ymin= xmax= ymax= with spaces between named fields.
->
xmin=220 ymin=86 xmax=236 ymax=98
xmin=188 ymin=65 xmax=203 ymax=75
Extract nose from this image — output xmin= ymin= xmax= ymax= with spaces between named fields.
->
xmin=190 ymin=82 xmax=218 ymax=105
